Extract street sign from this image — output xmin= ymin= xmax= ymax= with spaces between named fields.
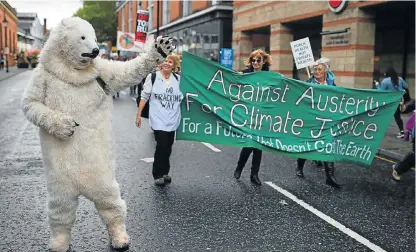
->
xmin=219 ymin=48 xmax=234 ymax=69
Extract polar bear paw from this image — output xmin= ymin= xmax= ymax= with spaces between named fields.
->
xmin=154 ymin=36 xmax=176 ymax=58
xmin=49 ymin=235 xmax=72 ymax=252
xmin=108 ymin=224 xmax=130 ymax=251
xmin=50 ymin=114 xmax=79 ymax=140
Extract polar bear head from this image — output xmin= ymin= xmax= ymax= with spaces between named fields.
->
xmin=39 ymin=17 xmax=101 ymax=85
xmin=41 ymin=17 xmax=99 ymax=70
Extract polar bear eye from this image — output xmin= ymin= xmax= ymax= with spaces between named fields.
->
xmin=81 ymin=36 xmax=85 ymax=40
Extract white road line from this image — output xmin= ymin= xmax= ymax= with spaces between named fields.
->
xmin=265 ymin=182 xmax=386 ymax=252
xmin=131 ymin=97 xmax=136 ymax=101
xmin=201 ymin=142 xmax=221 ymax=152
xmin=120 ymin=91 xmax=127 ymax=95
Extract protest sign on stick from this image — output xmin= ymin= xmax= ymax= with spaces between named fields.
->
xmin=176 ymin=52 xmax=403 ymax=166
xmin=290 ymin=37 xmax=315 ymax=78
xmin=135 ymin=10 xmax=149 ymax=46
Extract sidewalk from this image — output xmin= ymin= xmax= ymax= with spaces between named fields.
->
xmin=377 ymin=112 xmax=413 ymax=161
xmin=0 ymin=66 xmax=31 ymax=82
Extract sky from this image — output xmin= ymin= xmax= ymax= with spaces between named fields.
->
xmin=8 ymin=0 xmax=84 ymax=29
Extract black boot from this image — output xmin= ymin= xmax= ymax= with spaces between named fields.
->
xmin=296 ymin=159 xmax=305 ymax=177
xmin=324 ymin=162 xmax=340 ymax=188
xmin=234 ymin=166 xmax=243 ymax=179
xmin=250 ymin=173 xmax=262 ymax=185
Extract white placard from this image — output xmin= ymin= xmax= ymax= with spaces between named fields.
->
xmin=290 ymin=37 xmax=315 ymax=70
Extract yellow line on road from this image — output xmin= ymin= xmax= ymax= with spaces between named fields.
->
xmin=375 ymin=155 xmax=397 ymax=164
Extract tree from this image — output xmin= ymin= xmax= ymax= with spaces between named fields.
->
xmin=73 ymin=1 xmax=118 ymax=43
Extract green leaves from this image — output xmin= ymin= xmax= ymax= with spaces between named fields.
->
xmin=73 ymin=1 xmax=117 ymax=43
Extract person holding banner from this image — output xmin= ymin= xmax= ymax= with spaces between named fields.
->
xmin=376 ymin=67 xmax=409 ymax=138
xmin=295 ymin=59 xmax=340 ymax=189
xmin=392 ymin=98 xmax=415 ymax=181
xmin=136 ymin=55 xmax=183 ymax=186
xmin=233 ymin=49 xmax=272 ymax=186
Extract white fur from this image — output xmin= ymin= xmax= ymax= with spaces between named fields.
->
xmin=21 ymin=17 xmax=170 ymax=251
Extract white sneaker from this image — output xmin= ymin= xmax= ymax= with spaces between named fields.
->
xmin=397 ymin=131 xmax=405 ymax=138
xmin=392 ymin=164 xmax=401 ymax=181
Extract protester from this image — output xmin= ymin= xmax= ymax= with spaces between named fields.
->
xmin=392 ymin=98 xmax=415 ymax=181
xmin=376 ymin=67 xmax=409 ymax=138
xmin=295 ymin=58 xmax=340 ymax=188
xmin=136 ymin=55 xmax=183 ymax=186
xmin=233 ymin=49 xmax=272 ymax=186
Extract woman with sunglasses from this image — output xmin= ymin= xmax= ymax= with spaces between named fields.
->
xmin=233 ymin=49 xmax=272 ymax=186
xmin=295 ymin=58 xmax=340 ymax=188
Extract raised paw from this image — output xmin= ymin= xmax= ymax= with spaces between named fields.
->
xmin=154 ymin=35 xmax=176 ymax=58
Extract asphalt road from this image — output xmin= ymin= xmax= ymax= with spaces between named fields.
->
xmin=0 ymin=71 xmax=414 ymax=252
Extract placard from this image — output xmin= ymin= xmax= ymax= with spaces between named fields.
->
xmin=290 ymin=38 xmax=315 ymax=70
xmin=135 ymin=10 xmax=149 ymax=43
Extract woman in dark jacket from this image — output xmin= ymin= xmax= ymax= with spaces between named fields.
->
xmin=295 ymin=60 xmax=340 ymax=188
xmin=233 ymin=49 xmax=272 ymax=186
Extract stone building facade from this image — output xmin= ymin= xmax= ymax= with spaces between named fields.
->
xmin=232 ymin=0 xmax=415 ymax=94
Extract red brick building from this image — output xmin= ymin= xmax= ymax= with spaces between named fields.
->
xmin=233 ymin=0 xmax=415 ymax=93
xmin=0 ymin=1 xmax=18 ymax=66
xmin=116 ymin=0 xmax=233 ymax=60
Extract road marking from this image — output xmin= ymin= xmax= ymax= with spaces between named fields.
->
xmin=265 ymin=182 xmax=386 ymax=252
xmin=131 ymin=97 xmax=136 ymax=102
xmin=120 ymin=91 xmax=127 ymax=95
xmin=140 ymin=157 xmax=154 ymax=163
xmin=201 ymin=142 xmax=221 ymax=152
xmin=374 ymin=155 xmax=396 ymax=164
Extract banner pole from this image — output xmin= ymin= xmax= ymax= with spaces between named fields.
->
xmin=306 ymin=66 xmax=311 ymax=79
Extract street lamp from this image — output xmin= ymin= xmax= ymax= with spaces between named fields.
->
xmin=3 ymin=16 xmax=8 ymax=73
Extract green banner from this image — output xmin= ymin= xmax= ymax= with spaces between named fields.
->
xmin=177 ymin=52 xmax=403 ymax=166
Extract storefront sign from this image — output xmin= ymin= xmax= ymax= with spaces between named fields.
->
xmin=135 ymin=10 xmax=149 ymax=43
xmin=219 ymin=48 xmax=234 ymax=69
xmin=323 ymin=32 xmax=352 ymax=47
xmin=328 ymin=0 xmax=348 ymax=13
xmin=177 ymin=51 xmax=402 ymax=166
xmin=290 ymin=37 xmax=315 ymax=70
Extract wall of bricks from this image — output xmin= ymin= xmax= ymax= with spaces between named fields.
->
xmin=232 ymin=0 xmax=414 ymax=91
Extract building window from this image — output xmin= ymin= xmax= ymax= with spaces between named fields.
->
xmin=128 ymin=1 xmax=132 ymax=33
xmin=162 ymin=0 xmax=170 ymax=25
xmin=182 ymin=0 xmax=192 ymax=17
xmin=148 ymin=0 xmax=154 ymax=31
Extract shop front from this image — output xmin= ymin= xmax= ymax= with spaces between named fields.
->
xmin=233 ymin=0 xmax=415 ymax=92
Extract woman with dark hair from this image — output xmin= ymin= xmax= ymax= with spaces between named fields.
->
xmin=233 ymin=49 xmax=272 ymax=186
xmin=376 ymin=67 xmax=409 ymax=138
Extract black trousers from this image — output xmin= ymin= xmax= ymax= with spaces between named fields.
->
xmin=396 ymin=141 xmax=415 ymax=175
xmin=297 ymin=158 xmax=333 ymax=169
xmin=237 ymin=147 xmax=262 ymax=174
xmin=153 ymin=130 xmax=175 ymax=179
xmin=394 ymin=105 xmax=404 ymax=132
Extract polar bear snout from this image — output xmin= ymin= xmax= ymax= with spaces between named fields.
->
xmin=81 ymin=48 xmax=99 ymax=59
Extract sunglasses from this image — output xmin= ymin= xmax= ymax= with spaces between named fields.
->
xmin=251 ymin=58 xmax=263 ymax=63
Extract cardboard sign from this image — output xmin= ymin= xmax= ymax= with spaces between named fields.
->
xmin=135 ymin=10 xmax=149 ymax=43
xmin=290 ymin=38 xmax=315 ymax=70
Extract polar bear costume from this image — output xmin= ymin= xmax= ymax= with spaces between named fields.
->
xmin=21 ymin=17 xmax=175 ymax=252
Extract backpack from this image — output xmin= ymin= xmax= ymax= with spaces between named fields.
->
xmin=136 ymin=71 xmax=179 ymax=119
